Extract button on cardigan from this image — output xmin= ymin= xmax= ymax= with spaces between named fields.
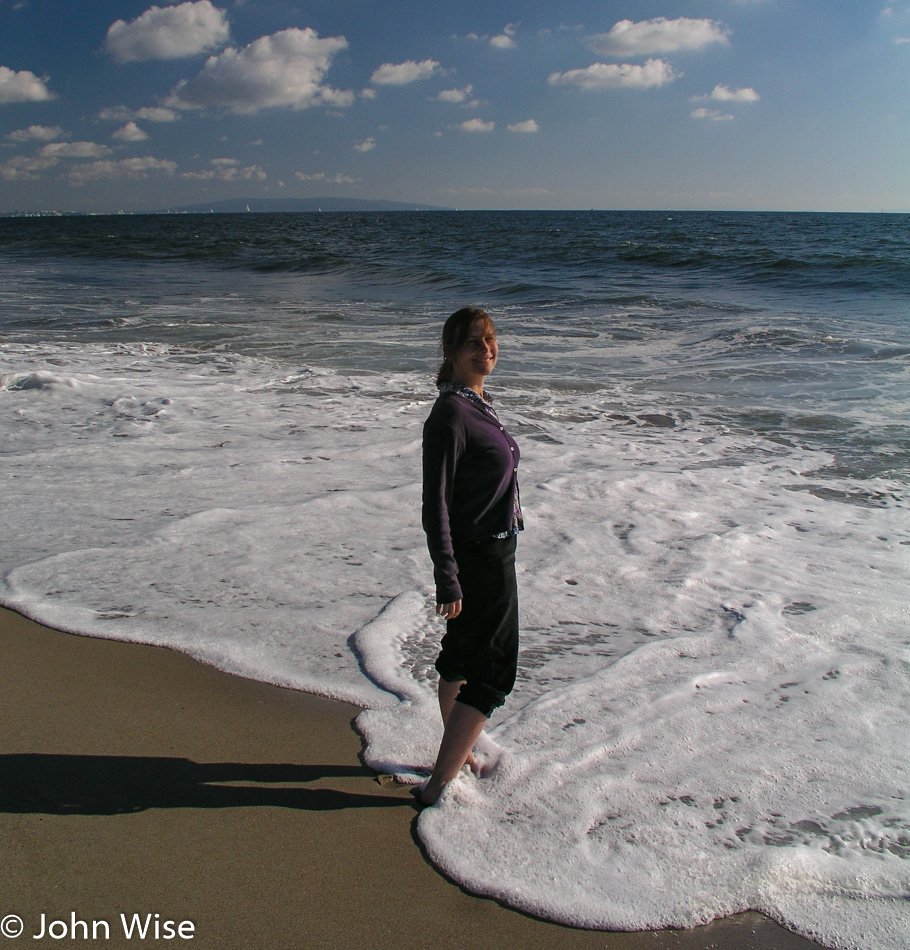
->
xmin=422 ymin=388 xmax=522 ymax=604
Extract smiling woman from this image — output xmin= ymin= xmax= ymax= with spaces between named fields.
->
xmin=419 ymin=307 xmax=524 ymax=806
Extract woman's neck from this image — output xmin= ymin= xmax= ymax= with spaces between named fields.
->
xmin=451 ymin=374 xmax=484 ymax=396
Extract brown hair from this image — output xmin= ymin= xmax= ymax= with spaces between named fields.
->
xmin=436 ymin=307 xmax=495 ymax=388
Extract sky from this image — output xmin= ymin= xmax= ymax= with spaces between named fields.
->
xmin=1 ymin=0 xmax=908 ymax=213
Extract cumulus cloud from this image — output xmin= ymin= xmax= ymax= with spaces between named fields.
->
xmin=491 ymin=24 xmax=518 ymax=49
xmin=2 ymin=158 xmax=43 ymax=180
xmin=112 ymin=122 xmax=149 ymax=142
xmin=370 ymin=59 xmax=439 ymax=86
xmin=707 ymin=83 xmax=759 ymax=101
xmin=180 ymin=160 xmax=266 ymax=181
xmin=437 ymin=85 xmax=474 ymax=104
xmin=691 ymin=107 xmax=733 ymax=121
xmin=67 ymin=156 xmax=177 ymax=186
xmin=0 ymin=141 xmax=135 ymax=181
xmin=0 ymin=142 xmax=107 ymax=180
xmin=507 ymin=119 xmax=539 ymax=133
xmin=587 ymin=18 xmax=730 ymax=56
xmin=0 ymin=153 xmax=57 ymax=181
xmin=41 ymin=141 xmax=111 ymax=159
xmin=99 ymin=105 xmax=180 ymax=123
xmin=104 ymin=1 xmax=230 ymax=64
xmin=294 ymin=171 xmax=358 ymax=184
xmin=8 ymin=124 xmax=64 ymax=142
xmin=353 ymin=137 xmax=375 ymax=152
xmin=165 ymin=28 xmax=352 ymax=114
xmin=0 ymin=65 xmax=55 ymax=103
xmin=458 ymin=118 xmax=494 ymax=132
xmin=548 ymin=59 xmax=678 ymax=91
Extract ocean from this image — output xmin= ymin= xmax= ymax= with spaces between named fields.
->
xmin=1 ymin=211 xmax=908 ymax=949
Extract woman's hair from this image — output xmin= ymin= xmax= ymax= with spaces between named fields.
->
xmin=436 ymin=307 xmax=495 ymax=388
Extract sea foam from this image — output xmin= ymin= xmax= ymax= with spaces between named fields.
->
xmin=2 ymin=340 xmax=908 ymax=950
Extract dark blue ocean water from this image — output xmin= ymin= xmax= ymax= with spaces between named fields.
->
xmin=1 ymin=210 xmax=907 ymax=482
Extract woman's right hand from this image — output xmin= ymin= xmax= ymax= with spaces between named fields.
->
xmin=436 ymin=600 xmax=462 ymax=620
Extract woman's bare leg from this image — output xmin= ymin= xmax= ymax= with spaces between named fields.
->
xmin=437 ymin=678 xmax=479 ymax=772
xmin=438 ymin=677 xmax=463 ymax=724
xmin=420 ymin=700 xmax=488 ymax=805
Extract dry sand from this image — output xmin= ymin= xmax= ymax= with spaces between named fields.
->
xmin=0 ymin=606 xmax=821 ymax=949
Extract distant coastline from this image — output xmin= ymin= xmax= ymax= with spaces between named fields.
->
xmin=2 ymin=203 xmax=905 ymax=218
xmin=0 ymin=197 xmax=455 ymax=217
xmin=158 ymin=197 xmax=455 ymax=214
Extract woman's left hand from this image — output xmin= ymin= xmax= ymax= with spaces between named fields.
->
xmin=436 ymin=600 xmax=462 ymax=620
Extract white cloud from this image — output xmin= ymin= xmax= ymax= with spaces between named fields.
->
xmin=458 ymin=118 xmax=494 ymax=132
xmin=0 ymin=65 xmax=55 ymax=103
xmin=491 ymin=24 xmax=518 ymax=49
xmin=507 ymin=119 xmax=539 ymax=133
xmin=353 ymin=137 xmax=375 ymax=152
xmin=67 ymin=156 xmax=178 ymax=186
xmin=691 ymin=107 xmax=734 ymax=121
xmin=99 ymin=105 xmax=180 ymax=123
xmin=180 ymin=160 xmax=265 ymax=181
xmin=548 ymin=59 xmax=678 ymax=91
xmin=462 ymin=24 xmax=519 ymax=49
xmin=370 ymin=59 xmax=439 ymax=86
xmin=41 ymin=142 xmax=112 ymax=159
xmin=104 ymin=1 xmax=230 ymax=64
xmin=708 ymin=84 xmax=759 ymax=102
xmin=165 ymin=28 xmax=352 ymax=114
xmin=112 ymin=122 xmax=149 ymax=142
xmin=8 ymin=124 xmax=64 ymax=142
xmin=294 ymin=171 xmax=357 ymax=184
xmin=360 ymin=87 xmax=377 ymax=100
xmin=319 ymin=87 xmax=357 ymax=108
xmin=587 ymin=18 xmax=730 ymax=56
xmin=438 ymin=85 xmax=474 ymax=104
xmin=0 ymin=140 xmax=114 ymax=180
xmin=0 ymin=154 xmax=57 ymax=181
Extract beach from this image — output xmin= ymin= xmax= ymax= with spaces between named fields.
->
xmin=0 ymin=605 xmax=823 ymax=950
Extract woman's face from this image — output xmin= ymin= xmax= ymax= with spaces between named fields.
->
xmin=450 ymin=318 xmax=498 ymax=387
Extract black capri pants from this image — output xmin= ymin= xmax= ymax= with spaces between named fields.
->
xmin=434 ymin=533 xmax=519 ymax=717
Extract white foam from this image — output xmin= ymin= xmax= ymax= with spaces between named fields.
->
xmin=2 ymin=340 xmax=908 ymax=949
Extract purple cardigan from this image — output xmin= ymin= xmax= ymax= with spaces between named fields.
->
xmin=422 ymin=389 xmax=521 ymax=603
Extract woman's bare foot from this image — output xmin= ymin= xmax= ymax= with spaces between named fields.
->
xmin=418 ymin=701 xmax=487 ymax=807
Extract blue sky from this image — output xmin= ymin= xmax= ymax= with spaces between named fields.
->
xmin=1 ymin=0 xmax=908 ymax=212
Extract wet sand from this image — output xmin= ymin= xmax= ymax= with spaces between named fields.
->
xmin=0 ymin=606 xmax=821 ymax=949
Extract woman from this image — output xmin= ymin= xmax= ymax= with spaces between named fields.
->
xmin=419 ymin=307 xmax=523 ymax=806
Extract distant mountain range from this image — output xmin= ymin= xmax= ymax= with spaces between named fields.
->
xmin=156 ymin=197 xmax=454 ymax=213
